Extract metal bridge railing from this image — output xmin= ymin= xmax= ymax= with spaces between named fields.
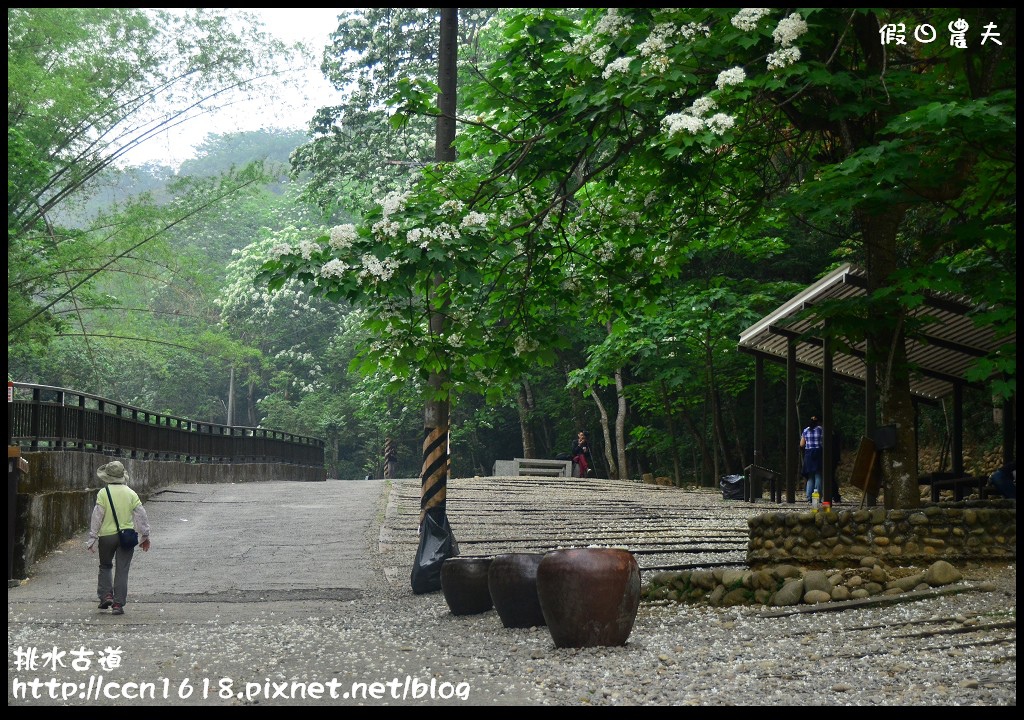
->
xmin=7 ymin=382 xmax=324 ymax=468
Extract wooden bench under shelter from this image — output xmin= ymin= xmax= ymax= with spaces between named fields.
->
xmin=744 ymin=464 xmax=783 ymax=502
xmin=920 ymin=472 xmax=993 ymax=502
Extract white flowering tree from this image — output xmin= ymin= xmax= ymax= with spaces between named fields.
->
xmin=221 ymin=231 xmax=429 ymax=477
xmin=259 ymin=9 xmax=831 ymax=483
xmin=404 ymin=7 xmax=1014 ymax=505
xmin=263 ymin=8 xmax=1013 ymax=507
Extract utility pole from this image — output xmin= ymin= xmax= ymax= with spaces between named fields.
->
xmin=227 ymin=366 xmax=235 ymax=427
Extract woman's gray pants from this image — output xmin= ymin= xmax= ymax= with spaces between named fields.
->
xmin=97 ymin=534 xmax=135 ymax=606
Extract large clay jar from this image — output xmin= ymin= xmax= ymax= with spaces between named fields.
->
xmin=536 ymin=548 xmax=640 ymax=648
xmin=488 ymin=553 xmax=546 ymax=628
xmin=440 ymin=556 xmax=494 ymax=615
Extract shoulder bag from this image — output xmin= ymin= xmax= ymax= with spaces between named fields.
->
xmin=105 ymin=485 xmax=140 ymax=551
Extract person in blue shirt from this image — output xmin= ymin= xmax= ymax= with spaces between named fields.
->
xmin=989 ymin=460 xmax=1016 ymax=500
xmin=800 ymin=415 xmax=824 ymax=504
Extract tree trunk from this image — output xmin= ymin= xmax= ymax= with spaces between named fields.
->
xmin=660 ymin=380 xmax=683 ymax=485
xmin=614 ymin=367 xmax=628 ymax=482
xmin=417 ymin=8 xmax=457 ymax=541
xmin=590 ymin=387 xmax=617 ymax=480
xmin=860 ymin=206 xmax=920 ymax=509
xmin=383 ymin=436 xmax=398 ymax=479
xmin=516 ymin=379 xmax=537 ymax=458
xmin=247 ymin=381 xmax=258 ymax=426
xmin=704 ymin=377 xmax=720 ymax=488
xmin=680 ymin=405 xmax=714 ymax=486
xmin=727 ymin=404 xmax=746 ymax=472
xmin=712 ymin=388 xmax=732 ymax=475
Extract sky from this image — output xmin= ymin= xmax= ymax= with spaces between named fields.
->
xmin=121 ymin=8 xmax=343 ymax=168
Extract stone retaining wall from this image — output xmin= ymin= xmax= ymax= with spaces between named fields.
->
xmin=11 ymin=451 xmax=326 ymax=579
xmin=746 ymin=500 xmax=1016 ymax=568
xmin=641 ymin=558 xmax=973 ymax=607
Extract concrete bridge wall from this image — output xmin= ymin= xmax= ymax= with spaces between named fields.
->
xmin=10 ymin=450 xmax=325 ymax=579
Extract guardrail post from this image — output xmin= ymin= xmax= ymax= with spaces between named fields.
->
xmin=9 ymin=446 xmax=27 ymax=585
xmin=30 ymin=387 xmax=42 ymax=450
xmin=96 ymin=399 xmax=106 ymax=454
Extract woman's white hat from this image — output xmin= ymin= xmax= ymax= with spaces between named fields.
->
xmin=97 ymin=461 xmax=130 ymax=484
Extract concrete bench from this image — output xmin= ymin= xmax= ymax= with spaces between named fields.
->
xmin=492 ymin=458 xmax=573 ymax=478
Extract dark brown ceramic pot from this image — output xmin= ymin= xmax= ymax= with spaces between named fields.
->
xmin=535 ymin=548 xmax=640 ymax=648
xmin=487 ymin=553 xmax=546 ymax=628
xmin=440 ymin=556 xmax=494 ymax=615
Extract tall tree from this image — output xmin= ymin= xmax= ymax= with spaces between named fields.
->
xmin=407 ymin=7 xmax=1015 ymax=507
xmin=421 ymin=4 xmax=458 ymax=526
xmin=260 ymin=8 xmax=1013 ymax=508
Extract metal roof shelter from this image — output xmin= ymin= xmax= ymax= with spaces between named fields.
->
xmin=736 ymin=263 xmax=1015 ymax=504
xmin=738 ymin=263 xmax=1013 ymax=402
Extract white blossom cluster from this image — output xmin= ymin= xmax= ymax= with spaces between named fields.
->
xmin=461 ymin=211 xmax=488 ymax=228
xmin=731 ymin=7 xmax=772 ymax=32
xmin=358 ymin=253 xmax=400 ymax=283
xmin=371 ymin=217 xmax=400 ymax=238
xmin=513 ymin=335 xmax=539 ymax=356
xmin=298 ymin=240 xmax=319 ymax=260
xmin=637 ymin=23 xmax=673 ymax=58
xmin=637 ymin=22 xmax=678 ymax=72
xmin=662 ymin=113 xmax=704 ymax=136
xmin=596 ymin=240 xmax=616 ymax=262
xmin=498 ymin=186 xmax=540 ymax=227
xmin=705 ymin=113 xmax=735 ymax=135
xmin=563 ymin=8 xmax=633 ymax=70
xmin=689 ymin=96 xmax=717 ymax=117
xmin=772 ymin=12 xmax=808 ymax=46
xmin=602 ymin=55 xmax=634 ymax=79
xmin=767 ymin=46 xmax=801 ymax=71
xmin=328 ymin=224 xmax=358 ymax=251
xmin=716 ymin=66 xmax=746 ymax=90
xmin=268 ymin=243 xmax=292 ymax=260
xmin=407 ymin=227 xmax=429 ymax=249
xmin=593 ymin=8 xmax=630 ymax=34
xmin=765 ymin=13 xmax=807 ymax=70
xmin=662 ymin=107 xmax=734 ymax=137
xmin=677 ymin=21 xmax=711 ymax=40
xmin=273 ymin=347 xmax=315 ymax=365
xmin=379 ymin=190 xmax=411 ymax=218
xmin=320 ymin=259 xmax=350 ymax=279
xmin=439 ymin=199 xmax=465 ymax=214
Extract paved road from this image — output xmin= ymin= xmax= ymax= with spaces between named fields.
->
xmin=10 ymin=480 xmax=384 ymax=608
xmin=8 ymin=476 xmax=1015 ymax=706
xmin=5 ymin=476 xmax=768 ymax=706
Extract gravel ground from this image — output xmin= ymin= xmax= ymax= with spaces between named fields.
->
xmin=8 ymin=476 xmax=1016 ymax=706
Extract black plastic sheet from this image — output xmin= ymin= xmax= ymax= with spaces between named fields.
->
xmin=410 ymin=508 xmax=459 ymax=594
xmin=720 ymin=474 xmax=744 ymax=500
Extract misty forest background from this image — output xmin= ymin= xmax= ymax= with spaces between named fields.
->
xmin=8 ymin=9 xmax=1015 ymax=483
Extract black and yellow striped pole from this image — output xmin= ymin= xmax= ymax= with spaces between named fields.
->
xmin=410 ymin=418 xmax=458 ymax=594
xmin=419 ymin=425 xmax=449 ymax=526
